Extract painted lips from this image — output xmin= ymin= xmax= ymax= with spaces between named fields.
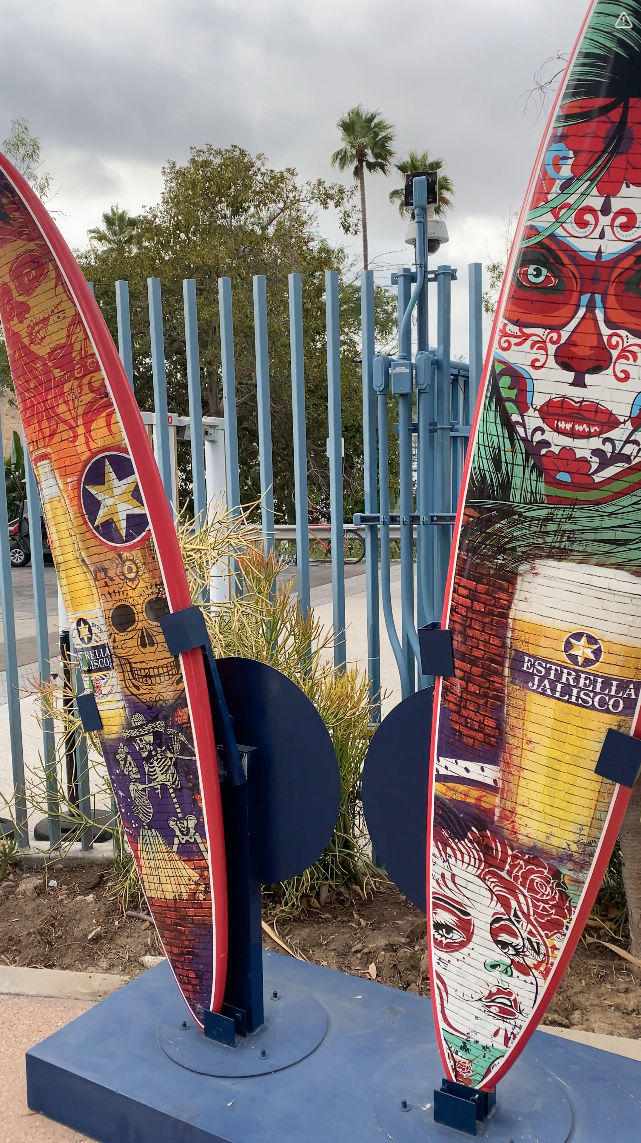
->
xmin=539 ymin=397 xmax=621 ymax=438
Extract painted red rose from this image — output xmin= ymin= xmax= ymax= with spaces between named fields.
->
xmin=540 ymin=447 xmax=595 ymax=488
xmin=505 ymin=853 xmax=573 ymax=940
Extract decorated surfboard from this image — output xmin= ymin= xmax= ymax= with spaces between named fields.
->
xmin=0 ymin=154 xmax=227 ymax=1024
xmin=427 ymin=0 xmax=641 ymax=1090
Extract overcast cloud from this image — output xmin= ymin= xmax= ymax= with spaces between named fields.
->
xmin=1 ymin=0 xmax=590 ymax=355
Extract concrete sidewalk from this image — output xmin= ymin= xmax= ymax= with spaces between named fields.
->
xmin=1 ymin=964 xmax=640 ymax=1143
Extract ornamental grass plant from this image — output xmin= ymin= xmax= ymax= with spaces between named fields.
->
xmin=19 ymin=505 xmax=379 ymax=916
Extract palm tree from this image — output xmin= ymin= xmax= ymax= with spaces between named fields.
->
xmin=87 ymin=204 xmax=141 ymax=253
xmin=389 ymin=150 xmax=454 ymax=217
xmin=331 ymin=106 xmax=395 ymax=270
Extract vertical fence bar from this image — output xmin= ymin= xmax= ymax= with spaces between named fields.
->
xmin=468 ymin=263 xmax=484 ymax=410
xmin=360 ymin=272 xmax=381 ymax=714
xmin=147 ymin=278 xmax=173 ymax=501
xmin=24 ymin=452 xmax=60 ymax=848
xmin=218 ymin=278 xmax=241 ymax=515
xmin=378 ymin=392 xmax=410 ymax=698
xmin=0 ymin=410 xmax=28 ymax=845
xmin=435 ymin=267 xmax=453 ymax=615
xmin=396 ymin=267 xmax=416 ymax=694
xmin=325 ymin=271 xmax=346 ymax=671
xmin=253 ymin=276 xmax=275 ymax=555
xmin=183 ymin=280 xmax=207 ymax=527
xmin=74 ymin=663 xmax=94 ymax=852
xmin=115 ymin=280 xmax=134 ymax=390
xmin=219 ymin=278 xmax=242 ymax=595
xmin=288 ymin=274 xmax=310 ymax=617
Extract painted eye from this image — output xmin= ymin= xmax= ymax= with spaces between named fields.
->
xmin=490 ymin=918 xmax=524 ymax=957
xmin=518 ymin=263 xmax=558 ymax=289
xmin=145 ymin=596 xmax=169 ymax=623
xmin=434 ymin=921 xmax=461 ymax=942
xmin=111 ymin=603 xmax=136 ymax=632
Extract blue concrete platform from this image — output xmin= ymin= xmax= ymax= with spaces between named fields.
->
xmin=26 ymin=951 xmax=641 ymax=1142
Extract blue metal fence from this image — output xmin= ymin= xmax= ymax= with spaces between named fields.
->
xmin=0 ymin=186 xmax=483 ymax=848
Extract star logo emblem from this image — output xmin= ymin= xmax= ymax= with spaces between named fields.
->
xmin=563 ymin=630 xmax=603 ymax=670
xmin=75 ymin=618 xmax=93 ymax=646
xmin=81 ymin=452 xmax=149 ymax=547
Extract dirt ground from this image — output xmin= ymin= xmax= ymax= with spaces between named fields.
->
xmin=0 ymin=860 xmax=639 ymax=1039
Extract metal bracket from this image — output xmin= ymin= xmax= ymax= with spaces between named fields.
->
xmin=434 ymin=1078 xmax=496 ymax=1136
xmin=418 ymin=624 xmax=455 ymax=677
xmin=76 ymin=692 xmax=102 ymax=733
xmin=158 ymin=607 xmax=245 ymax=787
xmin=595 ymin=728 xmax=641 ymax=788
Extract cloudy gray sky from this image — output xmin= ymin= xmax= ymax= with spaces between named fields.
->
xmin=1 ymin=0 xmax=591 ymax=355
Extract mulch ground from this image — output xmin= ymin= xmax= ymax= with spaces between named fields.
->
xmin=1 ymin=860 xmax=639 ymax=1039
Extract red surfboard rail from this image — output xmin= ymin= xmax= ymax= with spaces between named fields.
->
xmin=0 ymin=151 xmax=227 ymax=1023
xmin=427 ymin=0 xmax=641 ymax=1090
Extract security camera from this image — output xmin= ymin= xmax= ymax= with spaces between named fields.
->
xmin=428 ymin=216 xmax=449 ymax=254
xmin=404 ymin=210 xmax=449 ymax=255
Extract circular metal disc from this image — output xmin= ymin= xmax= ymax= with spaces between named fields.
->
xmin=158 ymin=975 xmax=328 ymax=1078
xmin=361 ymin=688 xmax=432 ymax=912
xmin=217 ymin=657 xmax=341 ymax=883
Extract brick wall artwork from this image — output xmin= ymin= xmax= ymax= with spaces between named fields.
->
xmin=428 ymin=0 xmax=641 ymax=1092
xmin=0 ymin=154 xmax=227 ymax=1026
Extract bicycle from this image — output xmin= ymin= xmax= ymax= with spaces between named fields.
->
xmin=308 ymin=522 xmax=365 ymax=565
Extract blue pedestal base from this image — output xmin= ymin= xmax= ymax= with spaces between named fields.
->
xmin=26 ymin=951 xmax=641 ymax=1143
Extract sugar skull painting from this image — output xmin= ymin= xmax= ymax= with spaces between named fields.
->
xmin=428 ymin=1 xmax=641 ymax=1090
xmin=0 ymin=152 xmax=227 ymax=1024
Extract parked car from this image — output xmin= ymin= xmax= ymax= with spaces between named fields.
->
xmin=8 ymin=495 xmax=51 ymax=568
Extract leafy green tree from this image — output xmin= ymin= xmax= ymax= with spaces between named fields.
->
xmin=1 ymin=117 xmax=52 ymax=201
xmin=79 ymin=145 xmax=395 ymax=520
xmin=331 ymin=106 xmax=395 ymax=270
xmin=388 ymin=149 xmax=454 ymax=217
xmin=88 ymin=204 xmax=141 ymax=254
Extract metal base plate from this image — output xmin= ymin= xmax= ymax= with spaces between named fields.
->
xmin=158 ymin=979 xmax=327 ymax=1077
xmin=26 ymin=952 xmax=641 ymax=1143
xmin=374 ymin=1045 xmax=573 ymax=1141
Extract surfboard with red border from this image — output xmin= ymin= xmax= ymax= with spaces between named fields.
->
xmin=0 ymin=152 xmax=227 ymax=1026
xmin=427 ymin=1 xmax=641 ymax=1090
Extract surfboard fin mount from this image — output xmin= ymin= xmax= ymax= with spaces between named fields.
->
xmin=434 ymin=1079 xmax=496 ymax=1136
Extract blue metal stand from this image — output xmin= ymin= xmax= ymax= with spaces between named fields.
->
xmin=26 ymin=953 xmax=640 ymax=1142
xmin=158 ymin=608 xmax=340 ymax=1044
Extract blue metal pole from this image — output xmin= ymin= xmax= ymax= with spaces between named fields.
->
xmin=361 ymin=271 xmax=380 ymax=715
xmin=396 ymin=267 xmax=416 ymax=694
xmin=468 ymin=263 xmax=484 ymax=410
xmin=435 ymin=266 xmax=453 ymax=615
xmin=147 ymin=278 xmax=173 ymax=502
xmin=378 ymin=391 xmax=410 ymax=698
xmin=288 ymin=274 xmax=310 ymax=617
xmin=74 ymin=670 xmax=94 ymax=852
xmin=413 ymin=177 xmax=432 ymax=644
xmin=25 ymin=451 xmax=60 ymax=848
xmin=218 ymin=278 xmax=241 ymax=515
xmin=0 ymin=409 xmax=28 ymax=845
xmin=326 ymin=271 xmax=346 ymax=671
xmin=183 ymin=279 xmax=207 ymax=528
xmin=253 ymin=276 xmax=275 ymax=555
xmin=115 ymin=280 xmax=134 ymax=390
xmin=219 ymin=277 xmax=242 ymax=595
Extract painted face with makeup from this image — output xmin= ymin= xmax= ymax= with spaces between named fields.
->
xmin=495 ymin=98 xmax=641 ymax=498
xmin=432 ymin=859 xmax=540 ymax=1061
